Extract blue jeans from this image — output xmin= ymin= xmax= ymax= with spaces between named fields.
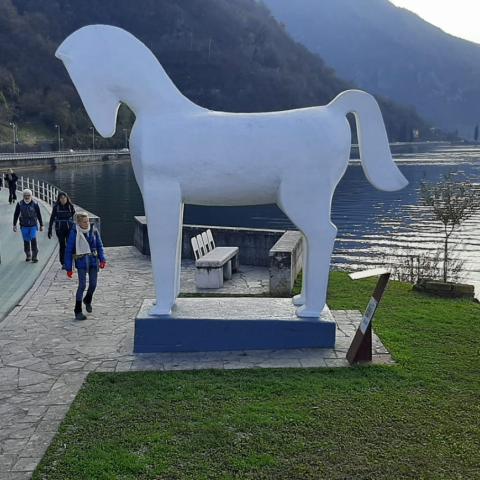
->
xmin=21 ymin=226 xmax=38 ymax=242
xmin=76 ymin=266 xmax=98 ymax=304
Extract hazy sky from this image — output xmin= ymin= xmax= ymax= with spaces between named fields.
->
xmin=390 ymin=0 xmax=480 ymax=44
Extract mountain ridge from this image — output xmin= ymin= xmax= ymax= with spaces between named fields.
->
xmin=0 ymin=0 xmax=435 ymax=150
xmin=262 ymin=0 xmax=480 ymax=138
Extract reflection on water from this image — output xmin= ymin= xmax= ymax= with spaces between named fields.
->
xmin=26 ymin=145 xmax=480 ymax=283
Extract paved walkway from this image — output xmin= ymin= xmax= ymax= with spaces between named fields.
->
xmin=0 ymin=190 xmax=57 ymax=321
xmin=0 ymin=246 xmax=392 ymax=479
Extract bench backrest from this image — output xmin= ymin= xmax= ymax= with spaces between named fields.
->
xmin=191 ymin=229 xmax=217 ymax=259
xmin=191 ymin=236 xmax=201 ymax=260
xmin=196 ymin=234 xmax=207 ymax=257
xmin=201 ymin=231 xmax=211 ymax=253
xmin=206 ymin=229 xmax=215 ymax=250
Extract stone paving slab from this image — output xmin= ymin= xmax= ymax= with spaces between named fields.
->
xmin=0 ymin=245 xmax=392 ymax=479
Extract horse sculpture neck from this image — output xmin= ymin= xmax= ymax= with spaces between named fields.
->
xmin=56 ymin=25 xmax=200 ymax=136
xmin=113 ymin=39 xmax=200 ymax=116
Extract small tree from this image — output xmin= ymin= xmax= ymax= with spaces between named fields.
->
xmin=421 ymin=175 xmax=480 ymax=282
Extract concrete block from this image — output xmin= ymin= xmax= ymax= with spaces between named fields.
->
xmin=134 ymin=298 xmax=336 ymax=352
xmin=195 ymin=267 xmax=223 ymax=288
xmin=414 ymin=279 xmax=475 ymax=299
xmin=269 ymin=231 xmax=304 ymax=296
xmin=223 ymin=261 xmax=232 ymax=280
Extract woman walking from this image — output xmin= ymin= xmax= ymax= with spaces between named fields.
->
xmin=5 ymin=169 xmax=18 ymax=204
xmin=12 ymin=189 xmax=44 ymax=262
xmin=48 ymin=192 xmax=75 ymax=268
xmin=65 ymin=212 xmax=106 ymax=320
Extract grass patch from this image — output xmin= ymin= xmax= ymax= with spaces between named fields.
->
xmin=33 ymin=272 xmax=480 ymax=479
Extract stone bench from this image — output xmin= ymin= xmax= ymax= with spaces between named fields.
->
xmin=191 ymin=230 xmax=240 ymax=288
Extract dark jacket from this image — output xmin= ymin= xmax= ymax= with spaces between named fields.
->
xmin=48 ymin=203 xmax=76 ymax=235
xmin=13 ymin=200 xmax=43 ymax=228
xmin=5 ymin=173 xmax=18 ymax=189
xmin=65 ymin=225 xmax=106 ymax=272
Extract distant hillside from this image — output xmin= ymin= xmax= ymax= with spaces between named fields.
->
xmin=0 ymin=0 xmax=433 ymax=150
xmin=262 ymin=0 xmax=480 ymax=138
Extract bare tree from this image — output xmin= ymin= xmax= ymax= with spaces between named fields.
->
xmin=421 ymin=175 xmax=480 ymax=282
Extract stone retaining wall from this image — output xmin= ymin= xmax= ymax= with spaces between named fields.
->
xmin=134 ymin=216 xmax=285 ymax=267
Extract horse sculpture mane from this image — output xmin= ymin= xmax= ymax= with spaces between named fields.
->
xmin=57 ymin=25 xmax=408 ymax=318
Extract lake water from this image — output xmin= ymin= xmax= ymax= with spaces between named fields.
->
xmin=24 ymin=144 xmax=480 ymax=284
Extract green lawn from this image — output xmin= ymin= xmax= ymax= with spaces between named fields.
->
xmin=33 ymin=273 xmax=480 ymax=480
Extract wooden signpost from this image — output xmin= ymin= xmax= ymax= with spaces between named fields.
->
xmin=346 ymin=268 xmax=391 ymax=364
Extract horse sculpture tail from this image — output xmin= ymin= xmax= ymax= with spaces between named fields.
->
xmin=329 ymin=89 xmax=408 ymax=191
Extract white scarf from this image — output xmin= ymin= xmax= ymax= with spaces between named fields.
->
xmin=75 ymin=224 xmax=92 ymax=256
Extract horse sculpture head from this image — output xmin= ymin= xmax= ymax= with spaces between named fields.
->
xmin=56 ymin=25 xmax=195 ymax=138
xmin=56 ymin=25 xmax=125 ymax=137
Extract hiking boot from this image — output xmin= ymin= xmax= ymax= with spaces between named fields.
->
xmin=84 ymin=303 xmax=93 ymax=313
xmin=75 ymin=312 xmax=87 ymax=320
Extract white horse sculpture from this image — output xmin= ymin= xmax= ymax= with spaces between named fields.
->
xmin=56 ymin=25 xmax=408 ymax=318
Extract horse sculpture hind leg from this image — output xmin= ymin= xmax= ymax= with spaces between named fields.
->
xmin=278 ymin=177 xmax=337 ymax=318
xmin=143 ymin=179 xmax=183 ymax=315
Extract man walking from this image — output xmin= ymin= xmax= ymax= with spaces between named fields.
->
xmin=13 ymin=189 xmax=44 ymax=262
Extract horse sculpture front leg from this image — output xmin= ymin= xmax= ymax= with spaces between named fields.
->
xmin=143 ymin=179 xmax=183 ymax=316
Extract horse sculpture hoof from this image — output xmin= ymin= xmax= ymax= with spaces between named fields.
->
xmin=150 ymin=305 xmax=172 ymax=316
xmin=295 ymin=305 xmax=321 ymax=319
xmin=292 ymin=294 xmax=305 ymax=306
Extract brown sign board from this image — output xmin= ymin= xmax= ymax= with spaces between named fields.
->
xmin=346 ymin=269 xmax=391 ymax=364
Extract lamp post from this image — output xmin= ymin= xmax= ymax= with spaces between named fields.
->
xmin=90 ymin=126 xmax=95 ymax=152
xmin=123 ymin=128 xmax=129 ymax=149
xmin=54 ymin=124 xmax=61 ymax=151
xmin=9 ymin=122 xmax=17 ymax=154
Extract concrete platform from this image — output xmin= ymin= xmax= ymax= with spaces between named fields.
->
xmin=134 ymin=298 xmax=336 ymax=352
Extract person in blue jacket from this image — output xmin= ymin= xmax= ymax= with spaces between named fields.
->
xmin=65 ymin=211 xmax=106 ymax=320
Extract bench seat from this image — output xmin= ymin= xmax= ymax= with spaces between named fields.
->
xmin=195 ymin=246 xmax=240 ymax=288
xmin=195 ymin=246 xmax=239 ymax=268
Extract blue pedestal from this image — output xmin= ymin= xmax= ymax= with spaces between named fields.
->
xmin=134 ymin=298 xmax=336 ymax=353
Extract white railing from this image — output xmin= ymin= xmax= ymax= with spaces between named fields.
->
xmin=2 ymin=173 xmax=62 ymax=208
xmin=2 ymin=173 xmax=101 ymax=229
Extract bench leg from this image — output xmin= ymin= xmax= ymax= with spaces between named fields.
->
xmin=232 ymin=254 xmax=240 ymax=273
xmin=196 ymin=267 xmax=224 ymax=289
xmin=223 ymin=260 xmax=232 ymax=280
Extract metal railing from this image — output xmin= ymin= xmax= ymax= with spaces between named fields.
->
xmin=2 ymin=173 xmax=101 ymax=229
xmin=2 ymin=173 xmax=62 ymax=208
xmin=0 ymin=149 xmax=129 ymax=161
